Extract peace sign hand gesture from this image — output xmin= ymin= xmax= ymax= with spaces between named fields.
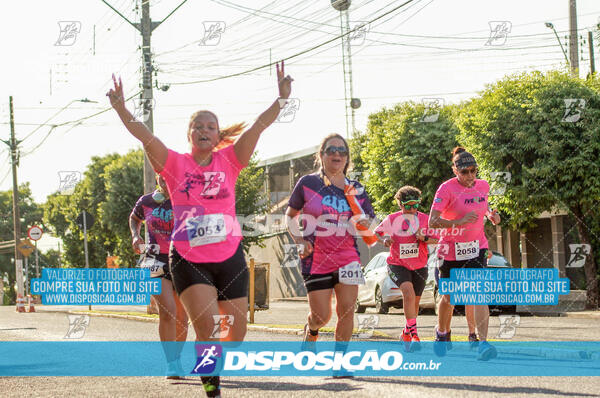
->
xmin=276 ymin=60 xmax=293 ymax=100
xmin=106 ymin=73 xmax=125 ymax=110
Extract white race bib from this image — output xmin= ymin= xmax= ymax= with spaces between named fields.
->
xmin=140 ymin=256 xmax=165 ymax=278
xmin=338 ymin=261 xmax=365 ymax=285
xmin=398 ymin=243 xmax=419 ymax=259
xmin=186 ymin=213 xmax=227 ymax=247
xmin=455 ymin=240 xmax=480 ymax=261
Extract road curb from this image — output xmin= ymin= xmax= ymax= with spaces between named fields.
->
xmin=69 ymin=310 xmax=159 ymax=323
xmin=558 ymin=312 xmax=600 ymax=319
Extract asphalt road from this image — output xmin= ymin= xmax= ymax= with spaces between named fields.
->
xmin=1 ymin=306 xmax=599 ymax=397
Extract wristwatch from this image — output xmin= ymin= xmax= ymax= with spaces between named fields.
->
xmin=423 ymin=235 xmax=429 ymax=242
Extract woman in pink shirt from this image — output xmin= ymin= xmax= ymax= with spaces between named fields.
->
xmin=375 ymin=186 xmax=438 ymax=352
xmin=108 ymin=63 xmax=292 ymax=396
xmin=429 ymin=147 xmax=501 ymax=361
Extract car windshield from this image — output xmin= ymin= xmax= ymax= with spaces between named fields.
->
xmin=488 ymin=253 xmax=511 ymax=267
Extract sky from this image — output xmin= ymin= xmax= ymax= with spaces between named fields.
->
xmin=1 ymin=0 xmax=600 ymax=251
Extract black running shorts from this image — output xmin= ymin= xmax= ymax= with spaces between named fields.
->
xmin=387 ymin=265 xmax=428 ymax=296
xmin=439 ymin=249 xmax=488 ymax=279
xmin=169 ymin=243 xmax=249 ymax=300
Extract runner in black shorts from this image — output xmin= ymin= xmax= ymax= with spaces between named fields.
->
xmin=130 ymin=174 xmax=188 ymax=379
xmin=109 ymin=62 xmax=293 ymax=397
xmin=286 ymin=133 xmax=376 ymax=361
xmin=429 ymin=147 xmax=501 ymax=360
xmin=375 ymin=186 xmax=439 ymax=352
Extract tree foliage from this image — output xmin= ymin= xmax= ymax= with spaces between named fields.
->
xmin=456 ymin=70 xmax=600 ymax=308
xmin=351 ymin=102 xmax=460 ymax=217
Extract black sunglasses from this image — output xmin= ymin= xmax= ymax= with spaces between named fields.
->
xmin=459 ymin=168 xmax=478 ymax=175
xmin=324 ymin=146 xmax=348 ymax=156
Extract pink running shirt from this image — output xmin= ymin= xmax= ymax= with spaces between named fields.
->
xmin=430 ymin=178 xmax=490 ymax=261
xmin=375 ymin=211 xmax=436 ymax=270
xmin=159 ymin=145 xmax=243 ymax=263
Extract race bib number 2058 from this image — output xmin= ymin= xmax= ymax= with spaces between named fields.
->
xmin=186 ymin=213 xmax=227 ymax=247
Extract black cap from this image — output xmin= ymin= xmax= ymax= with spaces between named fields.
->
xmin=454 ymin=151 xmax=477 ymax=170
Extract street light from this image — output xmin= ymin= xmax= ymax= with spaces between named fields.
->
xmin=545 ymin=22 xmax=570 ymax=66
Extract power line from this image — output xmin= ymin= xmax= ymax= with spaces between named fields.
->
xmin=166 ymin=0 xmax=417 ymax=86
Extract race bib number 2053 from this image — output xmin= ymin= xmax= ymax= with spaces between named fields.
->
xmin=186 ymin=213 xmax=227 ymax=247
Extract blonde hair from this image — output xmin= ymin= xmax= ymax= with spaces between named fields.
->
xmin=188 ymin=110 xmax=246 ymax=150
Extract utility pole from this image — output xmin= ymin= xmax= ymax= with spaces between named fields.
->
xmin=8 ymin=97 xmax=24 ymax=303
xmin=140 ymin=0 xmax=155 ymax=195
xmin=569 ymin=0 xmax=579 ymax=75
xmin=102 ymin=0 xmax=188 ymax=194
xmin=588 ymin=31 xmax=595 ymax=75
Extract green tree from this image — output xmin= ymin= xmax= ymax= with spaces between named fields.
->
xmin=236 ymin=155 xmax=270 ymax=253
xmin=0 ymin=183 xmax=44 ymax=304
xmin=101 ymin=150 xmax=144 ymax=267
xmin=353 ymin=102 xmax=460 ymax=216
xmin=44 ymin=153 xmax=122 ymax=268
xmin=456 ymin=70 xmax=600 ymax=308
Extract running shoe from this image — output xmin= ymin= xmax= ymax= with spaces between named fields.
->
xmin=468 ymin=333 xmax=480 ymax=350
xmin=477 ymin=341 xmax=497 ymax=361
xmin=401 ymin=330 xmax=412 ymax=352
xmin=201 ymin=376 xmax=221 ymax=397
xmin=166 ymin=358 xmax=185 ymax=380
xmin=409 ymin=334 xmax=422 ymax=352
xmin=302 ymin=324 xmax=318 ymax=351
xmin=446 ymin=330 xmax=453 ymax=351
xmin=433 ymin=327 xmax=447 ymax=357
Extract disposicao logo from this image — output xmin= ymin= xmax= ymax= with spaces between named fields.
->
xmin=192 ymin=344 xmax=222 ymax=374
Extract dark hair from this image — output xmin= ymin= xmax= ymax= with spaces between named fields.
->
xmin=394 ymin=185 xmax=422 ymax=203
xmin=315 ymin=133 xmax=350 ymax=174
xmin=452 ymin=146 xmax=466 ymax=162
xmin=188 ymin=110 xmax=246 ymax=150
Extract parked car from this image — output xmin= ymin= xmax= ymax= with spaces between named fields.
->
xmin=356 ymin=250 xmax=516 ymax=315
xmin=429 ymin=251 xmax=517 ymax=314
xmin=356 ymin=251 xmax=437 ymax=314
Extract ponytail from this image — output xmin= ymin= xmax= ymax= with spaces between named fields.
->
xmin=214 ymin=122 xmax=247 ymax=150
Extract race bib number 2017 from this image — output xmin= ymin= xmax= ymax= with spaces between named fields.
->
xmin=339 ymin=261 xmax=365 ymax=285
xmin=187 ymin=213 xmax=227 ymax=247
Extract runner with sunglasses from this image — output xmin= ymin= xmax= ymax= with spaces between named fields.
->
xmin=375 ymin=186 xmax=438 ymax=352
xmin=109 ymin=62 xmax=293 ymax=397
xmin=429 ymin=147 xmax=501 ymax=361
xmin=286 ymin=133 xmax=376 ymax=361
xmin=130 ymin=174 xmax=188 ymax=379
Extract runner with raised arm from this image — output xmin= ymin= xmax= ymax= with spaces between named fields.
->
xmin=109 ymin=62 xmax=293 ymax=397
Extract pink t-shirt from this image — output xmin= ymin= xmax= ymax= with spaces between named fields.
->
xmin=375 ymin=211 xmax=435 ymax=270
xmin=430 ymin=177 xmax=490 ymax=261
xmin=159 ymin=145 xmax=244 ymax=263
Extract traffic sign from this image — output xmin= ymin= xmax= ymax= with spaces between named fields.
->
xmin=27 ymin=225 xmax=43 ymax=241
xmin=16 ymin=239 xmax=35 ymax=257
xmin=76 ymin=211 xmax=95 ymax=230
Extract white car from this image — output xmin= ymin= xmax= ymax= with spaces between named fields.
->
xmin=356 ymin=251 xmax=437 ymax=314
